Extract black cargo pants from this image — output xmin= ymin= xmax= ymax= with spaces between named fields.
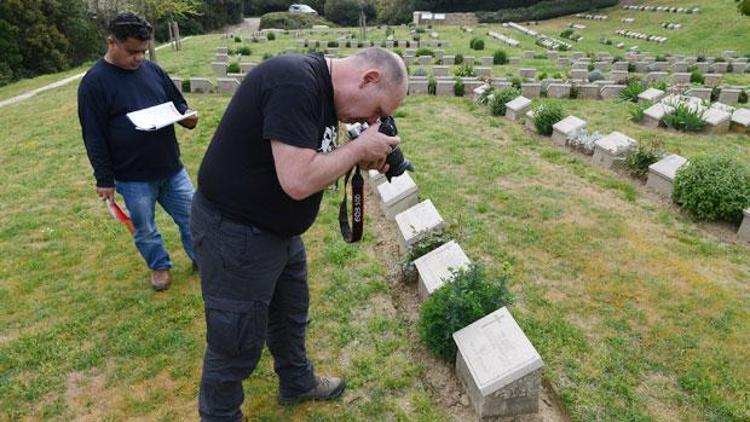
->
xmin=190 ymin=192 xmax=317 ymax=421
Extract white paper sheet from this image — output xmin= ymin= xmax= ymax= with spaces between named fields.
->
xmin=126 ymin=101 xmax=196 ymax=131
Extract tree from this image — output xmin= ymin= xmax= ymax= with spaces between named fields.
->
xmin=738 ymin=0 xmax=750 ymax=16
xmin=127 ymin=0 xmax=201 ymax=61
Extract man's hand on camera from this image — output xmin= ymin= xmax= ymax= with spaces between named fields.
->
xmin=96 ymin=187 xmax=115 ymax=201
xmin=358 ymin=158 xmax=390 ymax=174
xmin=355 ymin=121 xmax=400 ymax=163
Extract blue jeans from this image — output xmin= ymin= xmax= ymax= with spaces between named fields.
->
xmin=115 ymin=168 xmax=195 ymax=270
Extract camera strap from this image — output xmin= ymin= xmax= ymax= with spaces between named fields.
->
xmin=338 ymin=165 xmax=364 ymax=243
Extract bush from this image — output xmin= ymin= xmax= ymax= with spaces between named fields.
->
xmin=618 ymin=80 xmax=647 ymax=103
xmin=739 ymin=90 xmax=748 ymax=104
xmin=415 ymin=47 xmax=433 ymax=57
xmin=418 ymin=264 xmax=514 ymax=363
xmin=266 ymin=32 xmax=276 ymax=41
xmin=470 ymin=37 xmax=485 ymax=50
xmin=628 ymin=101 xmax=651 ymax=123
xmin=560 ymin=28 xmax=574 ymax=38
xmin=428 ymin=76 xmax=436 ymax=95
xmin=475 ymin=0 xmax=619 ymax=23
xmin=588 ymin=69 xmax=605 ymax=82
xmin=650 ymin=80 xmax=668 ymax=91
xmin=327 ymin=41 xmax=339 ymax=48
xmin=493 ymin=49 xmax=508 ymax=65
xmin=181 ymin=79 xmax=191 ymax=93
xmin=690 ymin=70 xmax=704 ymax=84
xmin=454 ymin=53 xmax=464 ymax=65
xmin=324 ymin=0 xmax=363 ymax=26
xmin=533 ymin=102 xmax=565 ymax=135
xmin=511 ymin=77 xmax=522 ymax=90
xmin=673 ymin=155 xmax=750 ymax=224
xmin=234 ymin=36 xmax=242 ymax=43
xmin=663 ymin=102 xmax=706 ymax=132
xmin=489 ymin=87 xmax=520 ymax=116
xmin=399 ymin=232 xmax=452 ymax=283
xmin=237 ymin=46 xmax=252 ymax=56
xmin=259 ymin=12 xmax=333 ymax=30
xmin=262 ymin=52 xmax=274 ymax=61
xmin=537 ymin=71 xmax=548 ymax=81
xmin=226 ymin=62 xmax=240 ymax=73
xmin=453 ymin=63 xmax=475 ymax=77
xmin=454 ymin=78 xmax=465 ymax=97
xmin=625 ymin=138 xmax=665 ymax=178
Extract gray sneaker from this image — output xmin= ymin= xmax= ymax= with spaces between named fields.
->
xmin=278 ymin=376 xmax=346 ymax=405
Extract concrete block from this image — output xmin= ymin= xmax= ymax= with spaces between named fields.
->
xmin=436 ymin=79 xmax=454 ymax=96
xmin=738 ymin=209 xmax=750 ymax=243
xmin=377 ymin=172 xmax=418 ymax=219
xmin=684 ymin=87 xmax=712 ymax=102
xmin=474 ymin=67 xmax=492 ymax=78
xmin=480 ymin=56 xmax=493 ymax=66
xmin=216 ymin=78 xmax=240 ymax=95
xmin=547 ymin=83 xmax=571 ymax=99
xmin=409 ymin=79 xmax=428 ymax=95
xmin=442 ymin=55 xmax=455 ymax=65
xmin=505 ymin=96 xmax=531 ymax=121
xmin=611 ymin=70 xmax=629 ymax=84
xmin=647 ymin=154 xmax=688 ymax=199
xmin=395 ymin=199 xmax=444 ymax=253
xmin=642 ymin=103 xmax=671 ymax=128
xmin=730 ymin=108 xmax=750 ymax=133
xmin=521 ymin=83 xmax=541 ymax=98
xmin=433 ymin=65 xmax=450 ymax=77
xmin=189 ymin=78 xmax=213 ymax=94
xmin=646 ymin=71 xmax=668 ymax=83
xmin=600 ymin=84 xmax=626 ymax=100
xmin=704 ymin=73 xmax=722 ymax=87
xmin=240 ymin=62 xmax=256 ymax=74
xmin=551 ymin=116 xmax=587 ymax=146
xmin=592 ymin=131 xmax=637 ymax=169
xmin=171 ymin=77 xmax=183 ymax=93
xmin=718 ymin=88 xmax=741 ymax=106
xmin=367 ymin=169 xmax=386 ymax=194
xmin=702 ymin=108 xmax=731 ymax=134
xmin=578 ymin=84 xmax=600 ymax=99
xmin=211 ymin=62 xmax=227 ymax=77
xmin=414 ymin=240 xmax=471 ymax=301
xmin=570 ymin=69 xmax=588 ymax=81
xmin=638 ymin=87 xmax=665 ymax=104
xmin=519 ymin=68 xmax=537 ymax=79
xmin=672 ymin=72 xmax=690 ymax=84
xmin=454 ymin=307 xmax=544 ymax=418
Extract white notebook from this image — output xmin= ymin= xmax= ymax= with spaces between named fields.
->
xmin=126 ymin=101 xmax=196 ymax=131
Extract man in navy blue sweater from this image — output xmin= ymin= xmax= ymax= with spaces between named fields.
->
xmin=78 ymin=12 xmax=198 ymax=291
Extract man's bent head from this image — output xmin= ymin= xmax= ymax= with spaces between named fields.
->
xmin=106 ymin=13 xmax=152 ymax=70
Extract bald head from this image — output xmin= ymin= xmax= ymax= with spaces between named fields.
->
xmin=352 ymin=47 xmax=407 ymax=93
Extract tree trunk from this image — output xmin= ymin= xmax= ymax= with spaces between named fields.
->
xmin=148 ymin=39 xmax=157 ymax=63
xmin=173 ymin=21 xmax=181 ymax=51
xmin=168 ymin=20 xmax=175 ymax=50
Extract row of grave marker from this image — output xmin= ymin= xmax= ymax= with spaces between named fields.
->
xmin=369 ymin=170 xmax=546 ymax=417
xmin=500 ymin=92 xmax=750 ymax=243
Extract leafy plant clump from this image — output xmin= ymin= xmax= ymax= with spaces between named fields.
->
xmin=533 ymin=102 xmax=565 ymax=135
xmin=625 ymin=138 xmax=666 ymax=178
xmin=663 ymin=102 xmax=706 ymax=132
xmin=673 ymin=154 xmax=750 ymax=224
xmin=618 ymin=80 xmax=647 ymax=103
xmin=266 ymin=32 xmax=276 ymax=41
xmin=415 ymin=47 xmax=433 ymax=57
xmin=454 ymin=78 xmax=465 ymax=97
xmin=493 ymin=49 xmax=508 ymax=65
xmin=226 ymin=62 xmax=240 ymax=73
xmin=428 ymin=76 xmax=436 ymax=95
xmin=418 ymin=264 xmax=514 ymax=363
xmin=690 ymin=69 xmax=704 ymax=84
xmin=489 ymin=87 xmax=520 ymax=116
xmin=400 ymin=231 xmax=452 ymax=284
xmin=469 ymin=36 xmax=485 ymax=50
xmin=454 ymin=53 xmax=464 ymax=65
xmin=453 ymin=63 xmax=475 ymax=77
xmin=237 ymin=46 xmax=252 ymax=56
xmin=628 ymin=100 xmax=651 ymax=123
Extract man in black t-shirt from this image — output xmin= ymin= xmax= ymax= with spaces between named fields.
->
xmin=191 ymin=48 xmax=407 ymax=419
xmin=78 ymin=13 xmax=198 ymax=291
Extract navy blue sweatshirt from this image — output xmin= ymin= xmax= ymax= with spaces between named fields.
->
xmin=78 ymin=59 xmax=188 ymax=187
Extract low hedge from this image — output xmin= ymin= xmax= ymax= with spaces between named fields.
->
xmin=477 ymin=0 xmax=619 ymax=23
xmin=259 ymin=12 xmax=333 ymax=30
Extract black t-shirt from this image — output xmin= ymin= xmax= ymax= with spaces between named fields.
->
xmin=78 ymin=59 xmax=188 ymax=187
xmin=197 ymin=53 xmax=338 ymax=236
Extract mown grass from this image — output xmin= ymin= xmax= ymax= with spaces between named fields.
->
xmin=1 ymin=3 xmax=749 ymax=419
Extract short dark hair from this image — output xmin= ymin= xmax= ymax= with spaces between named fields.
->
xmin=109 ymin=12 xmax=152 ymax=42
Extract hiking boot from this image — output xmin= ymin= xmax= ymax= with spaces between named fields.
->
xmin=150 ymin=269 xmax=171 ymax=291
xmin=278 ymin=376 xmax=346 ymax=405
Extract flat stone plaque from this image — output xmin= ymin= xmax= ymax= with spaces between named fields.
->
xmin=647 ymin=154 xmax=687 ymax=198
xmin=454 ymin=307 xmax=544 ymax=418
xmin=552 ymin=115 xmax=587 ymax=146
xmin=377 ymin=172 xmax=418 ymax=219
xmin=395 ymin=199 xmax=444 ymax=251
xmin=414 ymin=240 xmax=471 ymax=300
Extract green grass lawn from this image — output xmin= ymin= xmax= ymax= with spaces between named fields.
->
xmin=1 ymin=2 xmax=749 ymax=420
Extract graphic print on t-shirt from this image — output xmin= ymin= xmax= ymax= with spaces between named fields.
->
xmin=319 ymin=125 xmax=337 ymax=153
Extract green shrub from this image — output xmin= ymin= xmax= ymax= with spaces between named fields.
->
xmin=673 ymin=155 xmax=750 ymax=224
xmin=327 ymin=40 xmax=339 ymax=48
xmin=428 ymin=76 xmax=436 ymax=95
xmin=663 ymin=102 xmax=706 ymax=132
xmin=533 ymin=102 xmax=564 ymax=135
xmin=454 ymin=78 xmax=465 ymax=97
xmin=537 ymin=71 xmax=548 ymax=81
xmin=454 ymin=53 xmax=464 ymax=65
xmin=489 ymin=87 xmax=520 ymax=115
xmin=324 ymin=0 xmax=364 ymax=26
xmin=650 ymin=80 xmax=668 ymax=91
xmin=262 ymin=52 xmax=274 ymax=61
xmin=181 ymin=79 xmax=191 ymax=93
xmin=618 ymin=80 xmax=647 ymax=103
xmin=739 ymin=90 xmax=748 ymax=104
xmin=588 ymin=69 xmax=604 ymax=82
xmin=511 ymin=76 xmax=522 ymax=90
xmin=453 ymin=63 xmax=475 ymax=77
xmin=655 ymin=54 xmax=667 ymax=62
xmin=233 ymin=36 xmax=242 ymax=43
xmin=560 ymin=28 xmax=574 ymax=39
xmin=628 ymin=101 xmax=651 ymax=123
xmin=469 ymin=37 xmax=485 ymax=50
xmin=418 ymin=264 xmax=514 ymax=363
xmin=476 ymin=0 xmax=618 ymax=23
xmin=493 ymin=49 xmax=508 ymax=65
xmin=690 ymin=69 xmax=704 ymax=84
xmin=399 ymin=232 xmax=452 ymax=283
xmin=237 ymin=46 xmax=252 ymax=56
xmin=416 ymin=47 xmax=433 ymax=57
xmin=266 ymin=32 xmax=276 ymax=41
xmin=625 ymin=138 xmax=665 ymax=178
xmin=259 ymin=12 xmax=332 ymax=30
xmin=226 ymin=62 xmax=240 ymax=73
